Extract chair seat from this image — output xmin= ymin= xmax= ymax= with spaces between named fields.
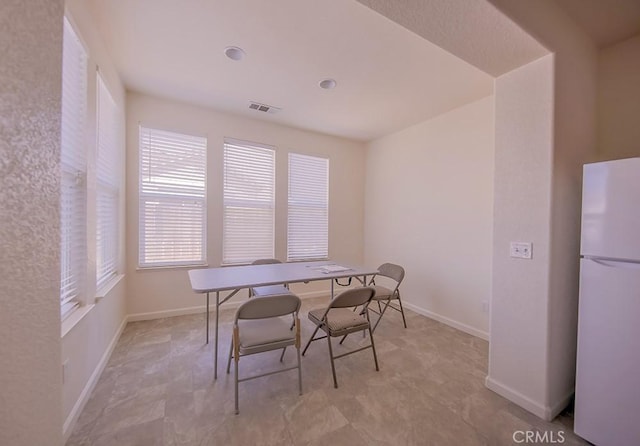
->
xmin=238 ymin=318 xmax=295 ymax=355
xmin=252 ymin=285 xmax=292 ymax=297
xmin=371 ymin=285 xmax=396 ymax=300
xmin=308 ymin=307 xmax=369 ymax=334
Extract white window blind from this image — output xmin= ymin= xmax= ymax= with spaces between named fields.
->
xmin=287 ymin=153 xmax=329 ymax=261
xmin=60 ymin=17 xmax=88 ymax=317
xmin=139 ymin=127 xmax=207 ymax=267
xmin=223 ymin=139 xmax=275 ymax=264
xmin=96 ymin=73 xmax=120 ymax=289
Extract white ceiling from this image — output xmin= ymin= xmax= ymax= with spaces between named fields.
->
xmin=88 ymin=0 xmax=639 ymax=143
xmin=88 ymin=0 xmax=494 ymax=142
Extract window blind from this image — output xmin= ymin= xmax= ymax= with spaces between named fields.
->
xmin=60 ymin=18 xmax=88 ymax=318
xmin=222 ymin=139 xmax=275 ymax=264
xmin=96 ymin=73 xmax=120 ymax=289
xmin=287 ymin=153 xmax=329 ymax=261
xmin=139 ymin=127 xmax=207 ymax=267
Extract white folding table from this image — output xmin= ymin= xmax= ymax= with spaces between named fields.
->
xmin=188 ymin=260 xmax=378 ymax=378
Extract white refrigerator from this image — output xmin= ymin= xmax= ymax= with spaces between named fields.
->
xmin=574 ymin=157 xmax=640 ymax=445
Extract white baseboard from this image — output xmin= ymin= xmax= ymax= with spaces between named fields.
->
xmin=485 ymin=376 xmax=574 ymax=421
xmin=62 ymin=317 xmax=128 ymax=442
xmin=402 ymin=301 xmax=489 ymax=341
xmin=485 ymin=375 xmax=548 ymax=420
xmin=127 ymin=289 xmax=331 ymax=322
xmin=548 ymin=389 xmax=574 ymax=420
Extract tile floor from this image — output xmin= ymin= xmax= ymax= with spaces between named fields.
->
xmin=66 ymin=297 xmax=590 ymax=445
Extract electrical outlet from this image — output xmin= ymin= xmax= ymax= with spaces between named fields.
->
xmin=482 ymin=301 xmax=489 ymax=313
xmin=510 ymin=242 xmax=533 ymax=259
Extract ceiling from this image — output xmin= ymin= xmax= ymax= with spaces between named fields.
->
xmin=554 ymin=0 xmax=640 ymax=48
xmin=88 ymin=0 xmax=640 ymax=143
xmin=88 ymin=0 xmax=494 ymax=142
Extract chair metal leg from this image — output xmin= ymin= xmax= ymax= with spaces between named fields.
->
xmin=339 ymin=334 xmax=348 ymax=345
xmin=368 ymin=325 xmax=380 ymax=372
xmin=302 ymin=324 xmax=322 ymax=356
xmin=234 ymin=354 xmax=239 ymax=414
xmin=233 ymin=326 xmax=240 ymax=414
xmin=326 ymin=335 xmax=338 ymax=388
xmin=296 ymin=346 xmax=302 ymax=395
xmin=397 ymin=294 xmax=408 ymax=328
xmin=226 ymin=338 xmax=233 ymax=374
xmin=372 ymin=298 xmax=392 ymax=333
xmin=295 ymin=316 xmax=302 ymax=395
xmin=280 ymin=347 xmax=287 ymax=362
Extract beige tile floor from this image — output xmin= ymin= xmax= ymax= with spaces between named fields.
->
xmin=67 ymin=297 xmax=590 ymax=446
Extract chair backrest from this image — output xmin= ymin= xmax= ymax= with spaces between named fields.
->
xmin=236 ymin=293 xmax=301 ymax=321
xmin=329 ymin=286 xmax=376 ymax=309
xmin=377 ymin=263 xmax=405 ymax=285
xmin=251 ymin=258 xmax=282 ymax=265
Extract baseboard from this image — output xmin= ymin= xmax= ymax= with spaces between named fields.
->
xmin=484 ymin=376 xmax=574 ymax=422
xmin=127 ymin=304 xmax=212 ymax=322
xmin=548 ymin=389 xmax=574 ymax=420
xmin=62 ymin=317 xmax=128 ymax=442
xmin=127 ymin=289 xmax=331 ymax=322
xmin=402 ymin=301 xmax=489 ymax=340
xmin=484 ymin=376 xmax=548 ymax=420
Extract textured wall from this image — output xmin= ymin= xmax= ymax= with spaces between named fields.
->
xmin=487 ymin=0 xmax=598 ymax=419
xmin=0 ymin=1 xmax=65 ymax=445
xmin=488 ymin=56 xmax=554 ymax=416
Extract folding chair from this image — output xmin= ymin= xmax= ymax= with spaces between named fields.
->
xmin=368 ymin=263 xmax=407 ymax=332
xmin=226 ymin=293 xmax=302 ymax=414
xmin=302 ymin=286 xmax=378 ymax=388
xmin=249 ymin=258 xmax=292 ymax=297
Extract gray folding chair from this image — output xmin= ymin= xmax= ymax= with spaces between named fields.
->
xmin=226 ymin=293 xmax=302 ymax=414
xmin=302 ymin=287 xmax=379 ymax=388
xmin=249 ymin=258 xmax=292 ymax=297
xmin=368 ymin=263 xmax=407 ymax=332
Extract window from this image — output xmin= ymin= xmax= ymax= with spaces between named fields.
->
xmin=96 ymin=73 xmax=120 ymax=289
xmin=222 ymin=139 xmax=275 ymax=264
xmin=287 ymin=153 xmax=329 ymax=261
xmin=139 ymin=127 xmax=207 ymax=267
xmin=60 ymin=18 xmax=88 ymax=318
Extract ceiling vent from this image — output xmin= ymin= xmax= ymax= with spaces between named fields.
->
xmin=248 ymin=101 xmax=281 ymax=114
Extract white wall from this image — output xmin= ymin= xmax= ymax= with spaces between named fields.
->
xmin=60 ymin=1 xmax=128 ymax=441
xmin=364 ymin=96 xmax=495 ymax=338
xmin=125 ymin=92 xmax=367 ymax=317
xmin=486 ymin=0 xmax=598 ymax=420
xmin=488 ymin=55 xmax=555 ymax=413
xmin=0 ymin=1 xmax=65 ymax=445
xmin=598 ymin=34 xmax=640 ymax=160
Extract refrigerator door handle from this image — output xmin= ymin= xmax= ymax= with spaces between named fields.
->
xmin=588 ymin=258 xmax=640 ymax=270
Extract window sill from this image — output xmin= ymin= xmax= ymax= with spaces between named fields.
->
xmin=136 ymin=263 xmax=208 ymax=272
xmin=96 ymin=273 xmax=125 ymax=300
xmin=61 ymin=304 xmax=95 ymax=338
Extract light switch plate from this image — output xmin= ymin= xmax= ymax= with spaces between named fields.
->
xmin=510 ymin=242 xmax=533 ymax=259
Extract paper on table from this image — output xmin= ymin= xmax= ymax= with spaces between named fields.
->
xmin=318 ymin=264 xmax=351 ymax=273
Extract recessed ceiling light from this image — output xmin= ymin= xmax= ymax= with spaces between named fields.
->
xmin=224 ymin=46 xmax=246 ymax=61
xmin=319 ymin=78 xmax=337 ymax=89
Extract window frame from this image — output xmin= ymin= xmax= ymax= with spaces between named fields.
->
xmin=60 ymin=16 xmax=88 ymax=319
xmin=95 ymin=72 xmax=121 ymax=289
xmin=138 ymin=126 xmax=208 ymax=268
xmin=287 ymin=152 xmax=330 ymax=262
xmin=222 ymin=138 xmax=276 ymax=265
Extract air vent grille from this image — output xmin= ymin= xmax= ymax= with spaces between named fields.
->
xmin=248 ymin=101 xmax=281 ymax=114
